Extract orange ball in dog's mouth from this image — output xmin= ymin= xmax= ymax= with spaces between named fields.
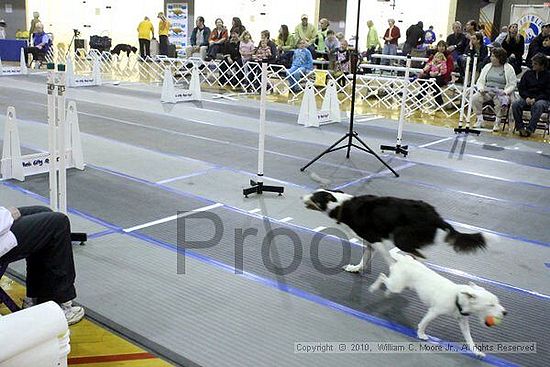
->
xmin=485 ymin=315 xmax=502 ymax=327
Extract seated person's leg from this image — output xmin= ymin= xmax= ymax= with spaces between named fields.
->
xmin=18 ymin=205 xmax=53 ymax=217
xmin=5 ymin=211 xmax=83 ymax=324
xmin=511 ymin=98 xmax=527 ymax=131
xmin=527 ymin=99 xmax=550 ymax=133
xmin=472 ymin=92 xmax=489 ymax=127
xmin=287 ymin=65 xmax=299 ymax=90
xmin=199 ymin=46 xmax=208 ymax=60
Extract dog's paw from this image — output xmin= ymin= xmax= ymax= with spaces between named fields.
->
xmin=417 ymin=332 xmax=429 ymax=341
xmin=368 ymin=284 xmax=378 ymax=293
xmin=343 ymin=264 xmax=363 ymax=273
xmin=473 ymin=349 xmax=486 ymax=359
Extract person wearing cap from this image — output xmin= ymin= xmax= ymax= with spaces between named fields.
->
xmin=158 ymin=12 xmax=171 ymax=56
xmin=294 ymin=14 xmax=317 ymax=47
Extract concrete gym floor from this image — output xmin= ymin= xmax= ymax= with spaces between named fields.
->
xmin=0 ymin=73 xmax=549 ymax=367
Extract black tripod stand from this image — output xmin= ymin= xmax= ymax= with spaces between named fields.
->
xmin=65 ymin=29 xmax=80 ymax=59
xmin=300 ymin=0 xmax=399 ymax=177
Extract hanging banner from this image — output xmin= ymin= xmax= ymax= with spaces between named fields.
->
xmin=510 ymin=4 xmax=550 ymax=45
xmin=167 ymin=3 xmax=189 ymax=57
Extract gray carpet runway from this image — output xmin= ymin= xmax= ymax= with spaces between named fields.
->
xmin=1 ymin=74 xmax=549 ymax=367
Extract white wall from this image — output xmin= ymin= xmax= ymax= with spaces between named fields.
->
xmin=345 ymin=0 xmax=454 ymax=50
xmin=194 ymin=0 xmax=317 ymax=43
xmin=26 ymin=0 xmax=163 ymax=47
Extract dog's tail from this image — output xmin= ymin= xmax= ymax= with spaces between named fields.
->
xmin=439 ymin=220 xmax=487 ymax=253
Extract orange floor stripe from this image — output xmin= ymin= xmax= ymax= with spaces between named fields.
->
xmin=68 ymin=352 xmax=157 ymax=365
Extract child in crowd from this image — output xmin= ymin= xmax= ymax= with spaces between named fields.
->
xmin=252 ymin=38 xmax=272 ymax=62
xmin=287 ymin=39 xmax=313 ymax=92
xmin=335 ymin=39 xmax=351 ymax=74
xmin=420 ymin=51 xmax=447 ymax=78
xmin=239 ymin=31 xmax=254 ymax=63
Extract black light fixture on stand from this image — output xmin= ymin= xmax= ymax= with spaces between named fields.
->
xmin=300 ymin=0 xmax=399 ymax=177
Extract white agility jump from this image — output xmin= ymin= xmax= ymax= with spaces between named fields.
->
xmin=298 ymin=80 xmax=341 ymax=128
xmin=1 ymin=101 xmax=84 ymax=185
xmin=161 ymin=67 xmax=201 ymax=103
xmin=65 ymin=54 xmax=102 ymax=87
xmin=0 ymin=49 xmax=28 ymax=76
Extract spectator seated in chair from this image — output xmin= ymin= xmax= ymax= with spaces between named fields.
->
xmin=501 ymin=23 xmax=525 ymax=75
xmin=110 ymin=44 xmax=138 ymax=58
xmin=206 ymin=18 xmax=228 ymax=61
xmin=512 ymin=53 xmax=550 ymax=137
xmin=0 ymin=206 xmax=84 ymax=325
xmin=471 ymin=47 xmax=516 ymax=131
xmin=286 ymin=39 xmax=313 ymax=93
xmin=24 ymin=22 xmax=51 ymax=67
xmin=186 ymin=16 xmax=211 ymax=59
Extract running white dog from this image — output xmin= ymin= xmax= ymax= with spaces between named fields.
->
xmin=369 ymin=244 xmax=507 ymax=358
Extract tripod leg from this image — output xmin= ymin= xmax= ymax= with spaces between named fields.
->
xmin=300 ymin=134 xmax=350 ymax=171
xmin=353 ymin=134 xmax=400 ymax=177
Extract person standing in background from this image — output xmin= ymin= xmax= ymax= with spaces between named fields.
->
xmin=366 ymin=20 xmax=381 ymax=59
xmin=157 ymin=12 xmax=171 ymax=56
xmin=403 ymin=21 xmax=424 ymax=56
xmin=137 ymin=16 xmax=154 ymax=59
xmin=424 ymin=25 xmax=436 ymax=45
xmin=382 ymin=19 xmax=400 ymax=65
xmin=28 ymin=12 xmax=40 ymax=42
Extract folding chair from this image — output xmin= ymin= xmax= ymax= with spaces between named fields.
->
xmin=503 ymin=104 xmax=550 ymax=138
xmin=0 ymin=263 xmax=20 ymax=312
xmin=482 ymin=100 xmax=510 ymax=130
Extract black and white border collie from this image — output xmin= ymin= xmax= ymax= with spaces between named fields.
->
xmin=302 ymin=189 xmax=488 ymax=272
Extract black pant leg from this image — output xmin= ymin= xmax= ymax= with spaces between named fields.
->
xmin=160 ymin=35 xmax=168 ymax=55
xmin=145 ymin=39 xmax=151 ymax=57
xmin=18 ymin=206 xmax=53 ymax=217
xmin=4 ymin=211 xmax=77 ymax=303
xmin=139 ymin=39 xmax=146 ymax=58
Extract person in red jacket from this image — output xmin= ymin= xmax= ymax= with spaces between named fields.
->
xmin=382 ymin=18 xmax=400 ymax=65
xmin=206 ymin=18 xmax=228 ymax=60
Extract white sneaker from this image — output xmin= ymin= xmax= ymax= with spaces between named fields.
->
xmin=61 ymin=301 xmax=85 ymax=325
xmin=493 ymin=121 xmax=501 ymax=131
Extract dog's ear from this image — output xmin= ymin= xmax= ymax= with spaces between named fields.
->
xmin=460 ymin=291 xmax=477 ymax=300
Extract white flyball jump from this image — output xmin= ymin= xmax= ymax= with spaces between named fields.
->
xmin=297 ymin=80 xmax=341 ymax=127
xmin=65 ymin=55 xmax=102 ymax=87
xmin=0 ymin=49 xmax=28 ymax=76
xmin=1 ymin=102 xmax=84 ymax=183
xmin=161 ymin=67 xmax=201 ymax=103
xmin=0 ymin=301 xmax=71 ymax=367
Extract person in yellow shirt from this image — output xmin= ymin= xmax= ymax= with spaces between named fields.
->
xmin=137 ymin=16 xmax=154 ymax=59
xmin=158 ymin=12 xmax=171 ymax=56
